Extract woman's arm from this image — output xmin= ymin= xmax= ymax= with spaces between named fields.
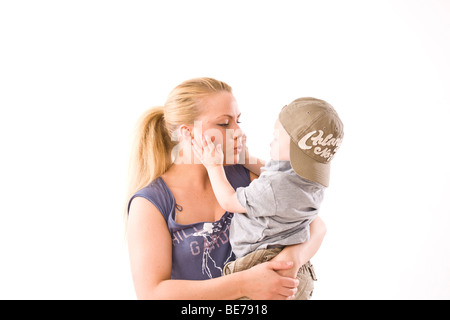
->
xmin=271 ymin=216 xmax=327 ymax=278
xmin=127 ymin=197 xmax=298 ymax=300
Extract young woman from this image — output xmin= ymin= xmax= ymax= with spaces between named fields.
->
xmin=126 ymin=77 xmax=327 ymax=299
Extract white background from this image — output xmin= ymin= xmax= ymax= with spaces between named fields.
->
xmin=1 ymin=0 xmax=449 ymax=299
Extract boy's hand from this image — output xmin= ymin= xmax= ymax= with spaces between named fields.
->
xmin=192 ymin=134 xmax=224 ymax=169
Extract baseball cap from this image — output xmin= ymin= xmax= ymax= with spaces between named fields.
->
xmin=278 ymin=97 xmax=344 ymax=187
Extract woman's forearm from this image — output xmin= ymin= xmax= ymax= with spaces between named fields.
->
xmin=145 ymin=272 xmax=245 ymax=300
xmin=291 ymin=216 xmax=326 ymax=265
xmin=144 ymin=260 xmax=299 ymax=300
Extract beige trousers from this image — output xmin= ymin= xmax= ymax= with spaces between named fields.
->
xmin=223 ymin=248 xmax=317 ymax=300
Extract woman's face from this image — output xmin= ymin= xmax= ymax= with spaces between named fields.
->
xmin=192 ymin=91 xmax=244 ymax=165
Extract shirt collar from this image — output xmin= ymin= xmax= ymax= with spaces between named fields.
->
xmin=262 ymin=160 xmax=292 ymax=173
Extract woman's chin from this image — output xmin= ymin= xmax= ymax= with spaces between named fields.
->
xmin=223 ymin=153 xmax=241 ymax=166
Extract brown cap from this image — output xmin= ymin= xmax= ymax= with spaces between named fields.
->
xmin=279 ymin=97 xmax=344 ymax=187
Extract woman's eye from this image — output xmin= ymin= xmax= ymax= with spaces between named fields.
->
xmin=218 ymin=120 xmax=241 ymax=127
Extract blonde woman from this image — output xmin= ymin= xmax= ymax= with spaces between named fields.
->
xmin=126 ymin=77 xmax=327 ymax=299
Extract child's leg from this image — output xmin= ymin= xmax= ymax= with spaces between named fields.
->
xmin=293 ymin=261 xmax=317 ymax=300
xmin=224 ymin=248 xmax=317 ymax=300
xmin=223 ymin=248 xmax=283 ymax=300
xmin=223 ymin=248 xmax=283 ymax=275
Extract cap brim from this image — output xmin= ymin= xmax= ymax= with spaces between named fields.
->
xmin=289 ymin=140 xmax=330 ymax=187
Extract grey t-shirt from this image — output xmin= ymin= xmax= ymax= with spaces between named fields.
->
xmin=230 ymin=160 xmax=325 ymax=258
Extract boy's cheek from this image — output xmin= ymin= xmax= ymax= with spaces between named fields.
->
xmin=270 ymin=143 xmax=279 ymax=159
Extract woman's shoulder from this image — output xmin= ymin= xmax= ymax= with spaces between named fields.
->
xmin=127 ymin=178 xmax=174 ymax=222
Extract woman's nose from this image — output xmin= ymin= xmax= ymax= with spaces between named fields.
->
xmin=230 ymin=121 xmax=242 ymax=132
xmin=232 ymin=127 xmax=244 ymax=141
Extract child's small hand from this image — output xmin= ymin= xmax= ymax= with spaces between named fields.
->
xmin=192 ymin=134 xmax=224 ymax=169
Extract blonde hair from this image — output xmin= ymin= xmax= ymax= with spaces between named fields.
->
xmin=125 ymin=77 xmax=232 ymax=216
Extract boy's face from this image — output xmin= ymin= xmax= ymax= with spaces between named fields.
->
xmin=270 ymin=119 xmax=291 ymax=161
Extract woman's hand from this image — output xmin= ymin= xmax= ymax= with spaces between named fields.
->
xmin=192 ymin=134 xmax=224 ymax=169
xmin=270 ymin=250 xmax=301 ymax=279
xmin=240 ymin=260 xmax=299 ymax=300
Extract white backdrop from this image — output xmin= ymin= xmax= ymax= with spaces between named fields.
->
xmin=1 ymin=0 xmax=449 ymax=299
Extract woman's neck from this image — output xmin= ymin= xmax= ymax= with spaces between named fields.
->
xmin=162 ymin=162 xmax=211 ymax=190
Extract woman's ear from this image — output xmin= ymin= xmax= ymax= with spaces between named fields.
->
xmin=179 ymin=125 xmax=193 ymax=140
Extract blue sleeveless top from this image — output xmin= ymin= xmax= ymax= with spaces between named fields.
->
xmin=127 ymin=165 xmax=251 ymax=280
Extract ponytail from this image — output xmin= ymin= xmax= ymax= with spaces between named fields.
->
xmin=126 ymin=106 xmax=175 ymax=206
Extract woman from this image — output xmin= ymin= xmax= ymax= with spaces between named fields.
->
xmin=126 ymin=77 xmax=327 ymax=299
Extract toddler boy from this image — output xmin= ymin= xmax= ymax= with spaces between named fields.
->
xmin=193 ymin=97 xmax=344 ymax=300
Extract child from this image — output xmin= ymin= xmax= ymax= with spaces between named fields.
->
xmin=192 ymin=97 xmax=344 ymax=300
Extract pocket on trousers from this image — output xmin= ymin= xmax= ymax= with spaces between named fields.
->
xmin=295 ymin=263 xmax=317 ymax=300
xmin=295 ymin=271 xmax=315 ymax=300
